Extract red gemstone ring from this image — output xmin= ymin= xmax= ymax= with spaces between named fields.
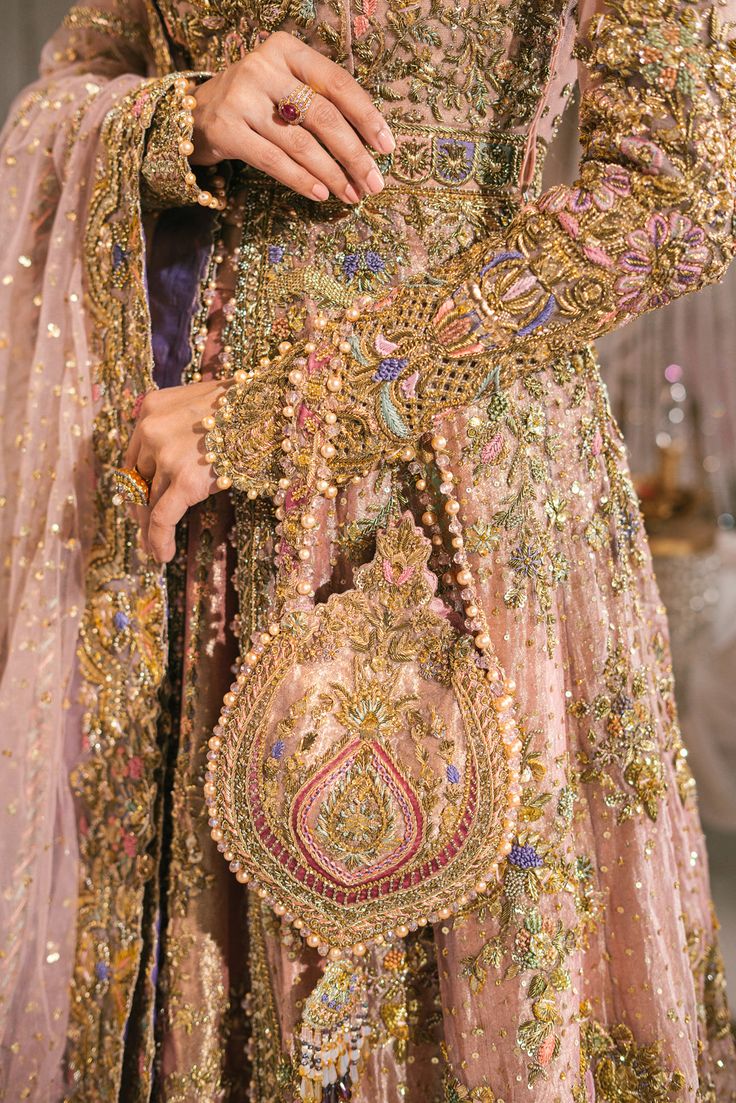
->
xmin=277 ymin=83 xmax=316 ymax=125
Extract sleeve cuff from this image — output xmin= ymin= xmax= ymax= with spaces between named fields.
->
xmin=141 ymin=72 xmax=218 ymax=210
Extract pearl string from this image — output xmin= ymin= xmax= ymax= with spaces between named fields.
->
xmin=171 ymin=76 xmax=227 ymax=212
xmin=201 ymin=294 xmax=523 ymax=959
xmin=188 ymin=203 xmax=247 ymax=383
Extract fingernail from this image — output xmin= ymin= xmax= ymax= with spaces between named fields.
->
xmin=376 ymin=127 xmax=395 ymax=153
xmin=366 ymin=167 xmax=384 ymax=195
xmin=344 ymin=183 xmax=360 ymax=204
xmin=312 ymin=182 xmax=330 ymax=201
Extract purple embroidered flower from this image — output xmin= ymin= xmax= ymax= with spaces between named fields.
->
xmin=373 ymin=356 xmax=409 ymax=382
xmin=569 ymin=167 xmax=631 ymax=214
xmin=270 ymin=739 xmax=285 ymax=760
xmin=446 ymin=764 xmax=461 ymax=784
xmin=615 ymin=211 xmax=712 ymax=314
xmin=342 ymin=250 xmax=386 ymax=281
xmin=364 ymin=250 xmax=386 ymax=274
xmin=508 ymin=843 xmax=544 ymax=869
xmin=612 ymin=691 xmax=634 ymax=715
xmin=342 ymin=252 xmax=361 ymax=279
xmin=113 ymin=611 xmax=131 ymax=631
xmin=95 ymin=961 xmax=112 ymax=981
xmin=268 ymin=244 xmax=285 ymax=264
xmin=540 ymin=165 xmax=631 ymax=217
xmin=509 ymin=542 xmax=542 ymax=578
xmin=618 ymin=509 xmax=639 ymax=543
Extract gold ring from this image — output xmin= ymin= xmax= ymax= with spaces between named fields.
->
xmin=110 ymin=465 xmax=151 ymax=507
xmin=277 ymin=83 xmax=316 ymax=125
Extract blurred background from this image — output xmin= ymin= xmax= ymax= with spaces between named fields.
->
xmin=3 ymin=2 xmax=736 ymax=996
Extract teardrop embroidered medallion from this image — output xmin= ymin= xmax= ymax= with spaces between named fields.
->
xmin=209 ymin=515 xmax=521 ymax=951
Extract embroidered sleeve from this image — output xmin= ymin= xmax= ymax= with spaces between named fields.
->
xmin=140 ymin=76 xmax=216 ymax=210
xmin=207 ymin=0 xmax=736 ymax=494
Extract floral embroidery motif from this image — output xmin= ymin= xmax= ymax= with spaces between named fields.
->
xmin=458 ymin=726 xmax=601 ymax=1086
xmin=45 ymin=0 xmax=736 ymax=1096
xmin=569 ymin=640 xmax=668 ymax=821
xmin=616 ymin=212 xmax=713 ymax=312
xmin=68 ymin=73 xmax=181 ymax=1094
xmin=211 ymin=517 xmax=517 ymax=950
xmin=208 ymin=0 xmax=736 ymax=488
xmin=574 ymin=1009 xmax=686 ymax=1102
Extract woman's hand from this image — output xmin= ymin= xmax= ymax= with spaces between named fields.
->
xmin=190 ymin=30 xmax=395 ymax=204
xmin=124 ymin=380 xmax=230 ymax=563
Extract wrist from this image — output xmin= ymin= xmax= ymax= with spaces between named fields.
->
xmin=189 ymin=79 xmax=223 ymax=168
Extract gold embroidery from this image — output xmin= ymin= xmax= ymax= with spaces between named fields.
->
xmin=66 ymin=75 xmax=184 ymax=1097
xmin=246 ymin=900 xmax=294 ymax=1102
xmin=211 ymin=516 xmax=518 ymax=950
xmin=574 ymin=1010 xmax=687 ymax=1103
xmin=207 ymin=0 xmax=736 ymax=495
xmin=569 ymin=639 xmax=668 ymax=821
xmin=63 ymin=5 xmax=149 ymax=52
xmin=160 ymin=934 xmax=229 ymax=1100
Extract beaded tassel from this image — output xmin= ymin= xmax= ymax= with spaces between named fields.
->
xmin=297 ymin=962 xmax=370 ymax=1102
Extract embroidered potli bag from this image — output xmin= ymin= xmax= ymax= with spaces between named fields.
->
xmin=204 ymin=325 xmax=523 ymax=1102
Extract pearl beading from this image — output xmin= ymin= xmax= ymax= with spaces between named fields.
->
xmin=201 ymin=295 xmax=523 ymax=961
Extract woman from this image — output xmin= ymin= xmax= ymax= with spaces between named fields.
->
xmin=1 ymin=0 xmax=735 ymax=1099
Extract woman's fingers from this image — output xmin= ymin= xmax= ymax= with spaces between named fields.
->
xmin=191 ymin=34 xmax=394 ymax=202
xmin=232 ymin=122 xmax=334 ymax=202
xmin=139 ymin=471 xmax=169 ymax=555
xmin=292 ymin=46 xmax=395 ymax=156
xmin=272 ymin=91 xmax=383 ymax=198
xmin=262 ymin=105 xmax=363 ymax=203
xmin=147 ymin=484 xmax=189 ymax=564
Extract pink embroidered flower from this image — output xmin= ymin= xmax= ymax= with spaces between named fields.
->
xmin=536 ymin=1033 xmax=557 ymax=1067
xmin=374 ymin=332 xmax=399 ymax=356
xmin=353 ymin=15 xmax=370 ymax=36
xmin=400 ymin=370 xmax=419 ymax=399
xmin=480 ymin=434 xmax=504 ymax=464
xmin=122 ymin=832 xmax=137 ymax=857
xmin=618 ymin=135 xmax=666 ymax=176
xmin=615 ymin=211 xmax=712 ymax=314
xmin=541 ymin=168 xmax=631 ymax=216
xmin=127 ymin=756 xmax=143 ymax=780
xmin=568 ymin=166 xmax=631 ymax=213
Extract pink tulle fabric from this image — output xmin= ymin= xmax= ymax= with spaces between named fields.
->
xmin=0 ymin=6 xmax=151 ymax=1094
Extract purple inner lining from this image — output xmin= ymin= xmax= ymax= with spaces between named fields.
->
xmin=146 ymin=206 xmax=216 ymax=389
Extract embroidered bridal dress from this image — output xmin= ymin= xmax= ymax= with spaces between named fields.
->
xmin=1 ymin=0 xmax=736 ymax=1100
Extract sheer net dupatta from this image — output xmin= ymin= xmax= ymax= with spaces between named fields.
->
xmin=0 ymin=4 xmax=174 ymax=1095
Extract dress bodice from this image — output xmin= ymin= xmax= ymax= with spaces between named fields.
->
xmin=154 ymin=0 xmax=578 ymax=197
xmin=148 ymin=0 xmax=581 ymax=394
